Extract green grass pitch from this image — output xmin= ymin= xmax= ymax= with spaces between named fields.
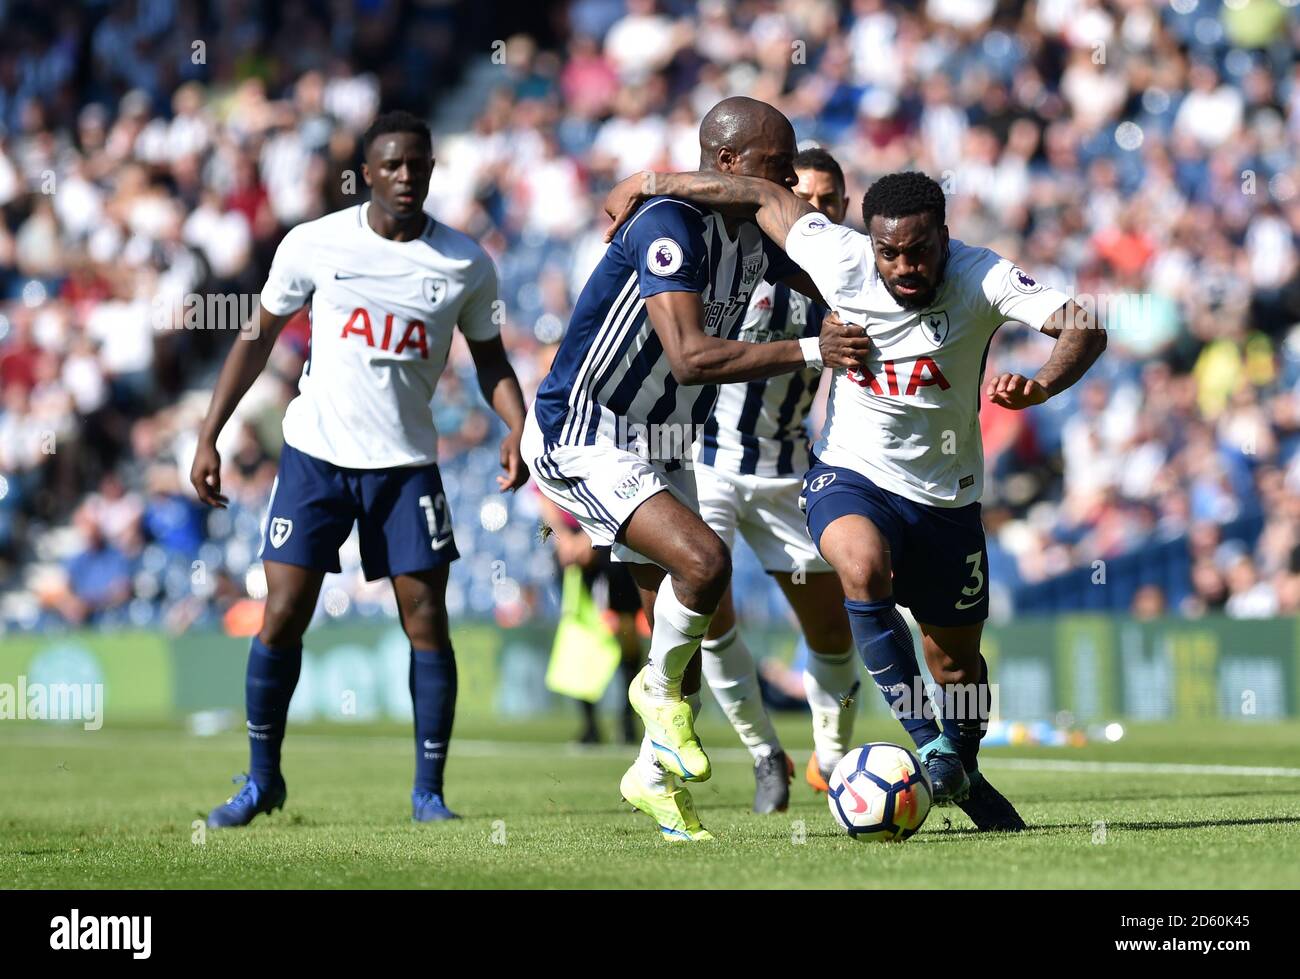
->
xmin=5 ymin=714 xmax=1300 ymax=889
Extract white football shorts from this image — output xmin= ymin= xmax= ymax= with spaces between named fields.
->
xmin=523 ymin=409 xmax=697 ymax=565
xmin=694 ymin=460 xmax=830 ymax=574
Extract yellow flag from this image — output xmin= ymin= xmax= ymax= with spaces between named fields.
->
xmin=545 ymin=564 xmax=622 ymax=703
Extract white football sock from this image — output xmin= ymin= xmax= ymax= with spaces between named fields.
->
xmin=701 ymin=626 xmax=781 ymax=761
xmin=635 ymin=735 xmax=673 ymax=791
xmin=644 ymin=579 xmax=711 ymax=702
xmin=803 ymin=645 xmax=859 ymax=773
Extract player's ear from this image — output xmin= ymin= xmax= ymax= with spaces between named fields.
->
xmin=716 ymin=146 xmax=737 ymax=173
xmin=361 ymin=162 xmax=372 ymax=187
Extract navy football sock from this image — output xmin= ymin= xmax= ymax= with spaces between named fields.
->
xmin=245 ymin=636 xmax=302 ymax=786
xmin=941 ymin=653 xmax=990 ymax=774
xmin=844 ymin=598 xmax=940 ymax=750
xmin=410 ymin=646 xmax=458 ymax=795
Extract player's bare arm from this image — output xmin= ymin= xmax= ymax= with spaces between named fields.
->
xmin=465 ymin=336 xmax=529 ymax=492
xmin=191 ymin=303 xmax=297 ymax=508
xmin=605 ymin=170 xmax=815 ymax=250
xmin=986 ymin=299 xmax=1107 ymax=409
xmin=645 ymin=290 xmax=870 ymax=384
xmin=777 ymin=268 xmax=827 ymax=308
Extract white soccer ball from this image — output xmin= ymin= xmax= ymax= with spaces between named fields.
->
xmin=827 ymin=742 xmax=933 ymax=842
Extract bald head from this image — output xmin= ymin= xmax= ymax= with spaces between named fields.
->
xmin=699 ymin=97 xmax=798 ymax=188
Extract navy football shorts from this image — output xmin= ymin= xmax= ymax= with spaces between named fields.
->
xmin=800 ymin=455 xmax=989 ymax=626
xmin=259 ymin=443 xmax=459 ymax=582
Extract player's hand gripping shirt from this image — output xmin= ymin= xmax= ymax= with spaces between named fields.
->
xmin=259 ymin=203 xmax=500 ymax=469
xmin=696 ymin=279 xmax=826 ymax=478
xmin=532 ymin=196 xmax=796 ymax=463
xmin=783 ymin=213 xmax=1071 ymax=508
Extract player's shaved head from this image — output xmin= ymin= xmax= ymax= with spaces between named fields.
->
xmin=698 ymin=97 xmax=797 ymax=188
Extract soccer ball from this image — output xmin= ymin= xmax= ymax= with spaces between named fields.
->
xmin=827 ymin=742 xmax=933 ymax=842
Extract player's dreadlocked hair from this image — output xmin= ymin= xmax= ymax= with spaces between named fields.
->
xmin=861 ymin=171 xmax=946 ymax=228
xmin=362 ymin=110 xmax=432 ymax=155
xmin=793 ymin=147 xmax=845 ymax=192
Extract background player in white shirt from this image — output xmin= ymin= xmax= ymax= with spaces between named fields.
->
xmin=604 ymin=168 xmax=1107 ymax=831
xmin=191 ymin=111 xmax=528 ymax=828
xmin=692 ymin=148 xmax=859 ymax=813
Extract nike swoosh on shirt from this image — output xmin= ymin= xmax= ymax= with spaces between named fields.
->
xmin=954 ymin=596 xmax=984 ymax=610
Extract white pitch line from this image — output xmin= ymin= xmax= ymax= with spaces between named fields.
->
xmin=979 ymin=757 xmax=1300 ymax=779
xmin=451 ymin=741 xmax=1300 ymax=778
xmin=4 ymin=731 xmax=1300 ymax=778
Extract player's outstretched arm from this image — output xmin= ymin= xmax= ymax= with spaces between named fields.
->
xmin=986 ymin=299 xmax=1107 ymax=409
xmin=646 ymin=291 xmax=870 ymax=385
xmin=191 ymin=304 xmax=295 ymax=508
xmin=465 ymin=336 xmax=529 ymax=492
xmin=604 ymin=171 xmax=815 ymax=250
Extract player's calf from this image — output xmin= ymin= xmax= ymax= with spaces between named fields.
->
xmin=802 ymin=645 xmax=859 ymax=780
xmin=700 ymin=623 xmax=785 ymax=799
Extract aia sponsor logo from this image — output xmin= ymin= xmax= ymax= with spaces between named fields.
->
xmin=340 ymin=308 xmax=430 ymax=359
xmin=847 ymin=356 xmax=950 ymax=396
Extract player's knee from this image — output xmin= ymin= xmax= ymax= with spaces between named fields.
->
xmin=678 ymin=535 xmax=731 ymax=609
xmin=400 ymin=603 xmax=450 ymax=650
xmin=834 ymin=551 xmax=892 ymax=602
xmin=807 ymin=621 xmax=854 ymax=655
xmin=929 ymin=657 xmax=977 ymax=687
xmin=259 ymin=594 xmax=310 ymax=648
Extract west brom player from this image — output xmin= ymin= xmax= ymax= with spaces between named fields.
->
xmin=693 ymin=148 xmax=859 ymax=813
xmin=604 ymin=168 xmax=1106 ymax=830
xmin=523 ymin=97 xmax=869 ymax=841
xmin=192 ymin=111 xmax=528 ymax=827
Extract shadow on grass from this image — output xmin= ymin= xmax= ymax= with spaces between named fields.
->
xmin=1030 ymin=788 xmax=1300 ymax=805
xmin=918 ymin=814 xmax=1300 ymax=839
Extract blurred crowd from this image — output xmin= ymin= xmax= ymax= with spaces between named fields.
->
xmin=2 ymin=0 xmax=1300 ymax=633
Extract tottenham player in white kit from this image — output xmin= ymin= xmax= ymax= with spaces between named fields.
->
xmin=191 ymin=112 xmax=528 ymax=828
xmin=605 ymin=169 xmax=1106 ymax=831
xmin=693 ymin=148 xmax=858 ymax=813
xmin=525 ymin=98 xmax=869 ymax=842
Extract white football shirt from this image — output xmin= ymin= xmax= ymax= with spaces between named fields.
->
xmin=259 ymin=203 xmax=499 ymax=469
xmin=784 ymin=213 xmax=1071 ymax=508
